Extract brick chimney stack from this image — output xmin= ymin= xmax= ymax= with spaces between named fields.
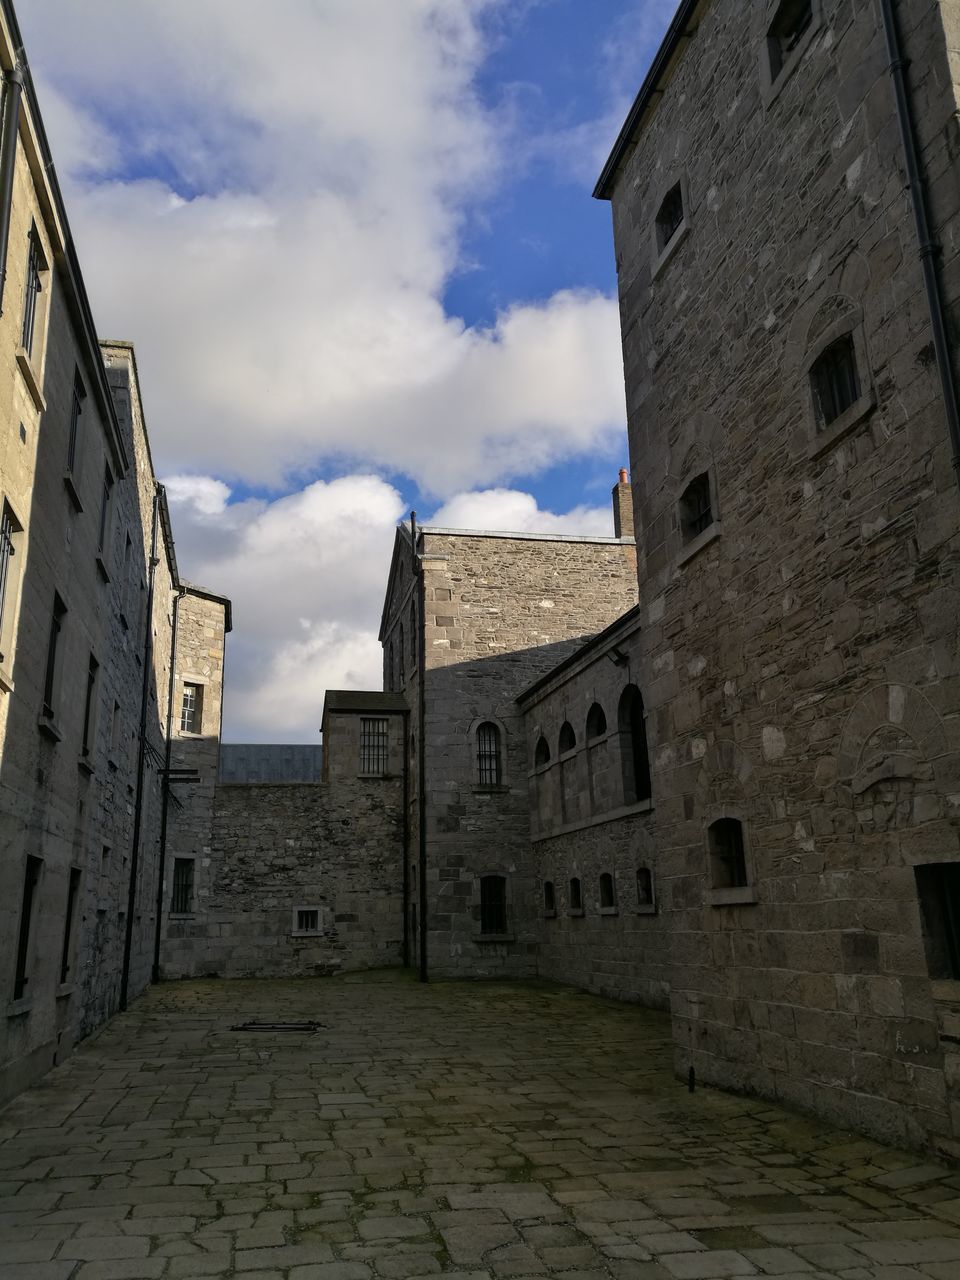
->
xmin=612 ymin=467 xmax=634 ymax=539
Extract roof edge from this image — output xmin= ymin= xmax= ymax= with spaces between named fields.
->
xmin=182 ymin=579 xmax=233 ymax=632
xmin=517 ymin=604 xmax=643 ymax=705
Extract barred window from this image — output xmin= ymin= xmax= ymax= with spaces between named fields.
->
xmin=811 ymin=335 xmax=860 ymax=429
xmin=296 ymin=907 xmax=320 ymax=933
xmin=477 ymin=722 xmax=502 ymax=785
xmin=21 ymin=225 xmax=45 ymax=357
xmin=709 ymin=818 xmax=748 ymax=889
xmin=480 ymin=875 xmax=507 ymax=934
xmin=171 ymin=859 xmax=194 ymax=914
xmin=180 ymin=682 xmax=203 ymax=734
xmin=360 ymin=717 xmax=389 ymax=774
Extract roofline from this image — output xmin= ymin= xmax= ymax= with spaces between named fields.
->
xmin=0 ymin=0 xmax=129 ymax=473
xmin=418 ymin=525 xmax=632 ymax=546
xmin=517 ymin=604 xmax=642 ymax=705
xmin=181 ymin=580 xmax=233 ymax=632
xmin=593 ymin=0 xmax=702 ymax=201
xmin=378 ymin=523 xmax=415 ymax=642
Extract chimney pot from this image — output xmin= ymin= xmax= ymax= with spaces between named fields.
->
xmin=619 ymin=468 xmax=628 ymax=484
xmin=612 ymin=469 xmax=635 ymax=540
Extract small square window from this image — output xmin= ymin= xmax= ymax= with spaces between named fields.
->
xmin=679 ymin=473 xmax=713 ymax=543
xmin=810 ymin=335 xmax=861 ymax=429
xmin=294 ymin=906 xmax=322 ymax=934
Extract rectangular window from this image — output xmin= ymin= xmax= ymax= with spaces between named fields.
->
xmin=13 ymin=857 xmax=42 ymax=999
xmin=0 ymin=500 xmax=23 ymax=667
xmin=97 ymin=466 xmax=114 ymax=555
xmin=296 ymin=907 xmax=320 ymax=933
xmin=110 ymin=700 xmax=122 ymax=754
xmin=656 ymin=183 xmax=684 ymax=251
xmin=480 ymin=875 xmax=507 ymax=934
xmin=67 ymin=369 xmax=86 ymax=474
xmin=360 ymin=717 xmax=389 ymax=774
xmin=42 ymin=593 xmax=67 ymax=720
xmin=21 ymin=226 xmax=45 ymax=358
xmin=915 ymin=863 xmax=960 ymax=980
xmin=180 ymin=682 xmax=203 ymax=734
xmin=811 ymin=335 xmax=861 ymax=429
xmin=81 ymin=653 xmax=99 ymax=757
xmin=60 ymin=868 xmax=82 ymax=984
xmin=680 ymin=473 xmax=713 ymax=542
xmin=477 ymin=722 xmax=502 ymax=786
xmin=769 ymin=0 xmax=813 ymax=80
xmin=171 ymin=858 xmax=195 ymax=914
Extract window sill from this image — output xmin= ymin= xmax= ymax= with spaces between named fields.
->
xmin=169 ymin=912 xmax=196 ymax=920
xmin=705 ymin=885 xmax=758 ymax=907
xmin=762 ymin=15 xmax=822 ymax=109
xmin=807 ymin=391 xmax=876 ymax=460
xmin=15 ymin=346 xmax=45 ymax=412
xmin=38 ymin=715 xmax=63 ymax=742
xmin=357 ymin=771 xmax=392 ymax=780
xmin=476 ymin=933 xmax=515 ymax=944
xmin=0 ymin=664 xmax=13 ymax=694
xmin=78 ymin=756 xmax=95 ymax=777
xmin=544 ymin=910 xmax=557 ymax=920
xmin=636 ymin=904 xmax=658 ymax=916
xmin=568 ymin=908 xmax=585 ymax=919
xmin=930 ymin=980 xmax=960 ymax=1006
xmin=291 ymin=930 xmax=324 ymax=938
xmin=96 ymin=555 xmax=111 ymax=583
xmin=6 ymin=996 xmax=32 ymax=1018
xmin=677 ymin=521 xmax=722 ymax=567
xmin=599 ymin=906 xmax=619 ymax=917
xmin=532 ymin=797 xmax=654 ymax=843
xmin=473 ymin=783 xmax=509 ymax=795
xmin=651 ymin=220 xmax=689 ymax=282
xmin=63 ymin=472 xmax=83 ymax=513
xmin=56 ymin=983 xmax=74 ymax=1000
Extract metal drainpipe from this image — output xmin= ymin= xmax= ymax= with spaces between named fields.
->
xmin=412 ymin=511 xmax=428 ymax=982
xmin=400 ymin=705 xmax=410 ymax=969
xmin=152 ymin=581 xmax=186 ymax=984
xmin=880 ymin=0 xmax=960 ymax=491
xmin=0 ymin=63 xmax=24 ymax=316
xmin=120 ymin=486 xmax=160 ymax=1011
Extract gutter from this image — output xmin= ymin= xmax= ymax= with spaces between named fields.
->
xmin=0 ymin=61 xmax=23 ymax=313
xmin=879 ymin=0 xmax=960 ymax=491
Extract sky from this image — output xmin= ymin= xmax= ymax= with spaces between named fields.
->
xmin=20 ymin=0 xmax=679 ymax=742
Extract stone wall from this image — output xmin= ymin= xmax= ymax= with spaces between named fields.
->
xmin=604 ymin=0 xmax=960 ymax=1154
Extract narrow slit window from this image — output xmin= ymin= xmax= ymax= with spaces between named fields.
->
xmin=60 ymin=868 xmax=82 ymax=984
xmin=810 ymin=334 xmax=860 ymax=429
xmin=480 ymin=875 xmax=507 ymax=934
xmin=599 ymin=872 xmax=616 ymax=910
xmin=67 ymin=369 xmax=86 ymax=474
xmin=13 ymin=856 xmax=42 ymax=999
xmin=360 ymin=717 xmax=389 ymax=774
xmin=534 ymin=735 xmax=550 ymax=767
xmin=679 ymin=472 xmax=713 ymax=542
xmin=97 ymin=466 xmax=114 ymax=555
xmin=569 ymin=876 xmax=583 ymax=913
xmin=180 ymin=682 xmax=203 ymax=734
xmin=656 ymin=183 xmax=684 ymax=251
xmin=769 ymin=0 xmax=813 ymax=80
xmin=81 ymin=653 xmax=99 ymax=757
xmin=42 ymin=593 xmax=67 ymax=720
xmin=618 ymin=685 xmax=652 ymax=805
xmin=586 ymin=703 xmax=607 ymax=740
xmin=477 ymin=722 xmax=502 ymax=785
xmin=559 ymin=721 xmax=576 ymax=753
xmin=0 ymin=500 xmax=23 ymax=666
xmin=543 ymin=880 xmax=556 ymax=915
xmin=709 ymin=818 xmax=748 ymax=889
xmin=21 ymin=225 xmax=45 ymax=358
xmin=171 ymin=859 xmax=194 ymax=914
xmin=637 ymin=867 xmax=654 ymax=907
xmin=398 ymin=624 xmax=405 ymax=684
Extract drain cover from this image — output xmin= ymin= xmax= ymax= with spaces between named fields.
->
xmin=231 ymin=1021 xmax=323 ymax=1033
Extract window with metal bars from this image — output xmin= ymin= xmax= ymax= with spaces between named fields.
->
xmin=180 ymin=682 xmax=203 ymax=734
xmin=769 ymin=0 xmax=813 ymax=80
xmin=656 ymin=182 xmax=684 ymax=251
xmin=360 ymin=717 xmax=389 ymax=774
xmin=679 ymin=472 xmax=713 ymax=542
xmin=81 ymin=653 xmax=99 ymax=757
xmin=67 ymin=369 xmax=86 ymax=474
xmin=0 ymin=501 xmax=22 ymax=664
xmin=476 ymin=722 xmax=502 ymax=785
xmin=60 ymin=868 xmax=82 ymax=984
xmin=21 ymin=226 xmax=45 ymax=358
xmin=13 ymin=857 xmax=42 ymax=1000
xmin=296 ymin=907 xmax=320 ymax=933
xmin=810 ymin=334 xmax=861 ymax=429
xmin=709 ymin=819 xmax=748 ymax=889
xmin=915 ymin=863 xmax=960 ymax=980
xmin=479 ymin=875 xmax=507 ymax=934
xmin=171 ymin=858 xmax=194 ymax=914
xmin=42 ymin=593 xmax=66 ymax=720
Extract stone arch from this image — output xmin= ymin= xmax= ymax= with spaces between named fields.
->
xmin=693 ymin=739 xmax=760 ymax=813
xmin=837 ymin=683 xmax=947 ymax=794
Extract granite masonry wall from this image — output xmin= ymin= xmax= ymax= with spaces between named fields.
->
xmin=604 ymin=0 xmax=960 ymax=1154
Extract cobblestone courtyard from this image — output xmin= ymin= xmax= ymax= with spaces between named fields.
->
xmin=2 ymin=976 xmax=960 ymax=1280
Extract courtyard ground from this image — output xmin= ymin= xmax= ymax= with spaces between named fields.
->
xmin=2 ymin=974 xmax=960 ymax=1280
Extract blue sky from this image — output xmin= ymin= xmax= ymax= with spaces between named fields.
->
xmin=22 ymin=0 xmax=675 ymax=738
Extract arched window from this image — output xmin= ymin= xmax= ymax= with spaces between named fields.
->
xmin=679 ymin=472 xmax=713 ymax=543
xmin=618 ymin=685 xmax=652 ymax=805
xmin=477 ymin=722 xmax=502 ymax=786
xmin=709 ymin=819 xmax=747 ymax=888
xmin=637 ymin=867 xmax=654 ymax=906
xmin=599 ymin=872 xmax=616 ymax=910
xmin=409 ymin=601 xmax=417 ymax=667
xmin=810 ymin=333 xmax=860 ymax=429
xmin=543 ymin=880 xmax=556 ymax=916
xmin=398 ymin=624 xmax=405 ymax=684
xmin=569 ymin=876 xmax=583 ymax=913
xmin=387 ymin=641 xmax=395 ymax=692
xmin=480 ymin=875 xmax=507 ymax=934
xmin=534 ymin=735 xmax=550 ymax=767
xmin=559 ymin=721 xmax=576 ymax=753
xmin=586 ymin=703 xmax=607 ymax=740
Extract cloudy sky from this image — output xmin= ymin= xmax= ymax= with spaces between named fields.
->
xmin=20 ymin=0 xmax=676 ymax=741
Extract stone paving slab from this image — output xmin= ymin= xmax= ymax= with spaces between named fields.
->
xmin=1 ymin=974 xmax=960 ymax=1279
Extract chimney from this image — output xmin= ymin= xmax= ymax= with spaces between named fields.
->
xmin=612 ymin=467 xmax=634 ymax=539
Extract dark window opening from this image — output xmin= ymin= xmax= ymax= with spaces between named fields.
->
xmin=387 ymin=641 xmax=395 ymax=691
xmin=296 ymin=908 xmax=320 ymax=932
xmin=709 ymin=818 xmax=748 ymax=889
xmin=360 ymin=717 xmax=389 ymax=774
xmin=915 ymin=863 xmax=960 ymax=980
xmin=769 ymin=0 xmax=813 ymax=80
xmin=811 ymin=334 xmax=860 ymax=429
xmin=477 ymin=721 xmax=502 ymax=785
xmin=569 ymin=876 xmax=583 ymax=912
xmin=42 ymin=593 xmax=66 ymax=720
xmin=543 ymin=880 xmax=556 ymax=915
xmin=21 ymin=226 xmax=44 ymax=357
xmin=97 ymin=466 xmax=113 ymax=554
xmin=171 ymin=859 xmax=194 ymax=914
xmin=67 ymin=369 xmax=86 ymax=474
xmin=409 ymin=602 xmax=417 ymax=667
xmin=656 ymin=182 xmax=684 ymax=251
xmin=559 ymin=721 xmax=576 ymax=753
xmin=534 ymin=735 xmax=550 ymax=767
xmin=599 ymin=872 xmax=616 ymax=910
xmin=13 ymin=857 xmax=42 ymax=999
xmin=398 ymin=624 xmax=405 ymax=684
xmin=679 ymin=472 xmax=713 ymax=542
xmin=637 ymin=867 xmax=654 ymax=906
xmin=81 ymin=653 xmax=99 ymax=757
xmin=586 ymin=703 xmax=607 ymax=740
xmin=618 ymin=685 xmax=652 ymax=805
xmin=480 ymin=875 xmax=507 ymax=934
xmin=0 ymin=501 xmax=22 ymax=664
xmin=180 ymin=682 xmax=203 ymax=734
xmin=60 ymin=868 xmax=82 ymax=984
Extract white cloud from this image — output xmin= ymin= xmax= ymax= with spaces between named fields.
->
xmin=428 ymin=488 xmax=612 ymax=536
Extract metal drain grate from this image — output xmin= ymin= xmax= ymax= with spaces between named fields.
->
xmin=231 ymin=1021 xmax=323 ymax=1033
